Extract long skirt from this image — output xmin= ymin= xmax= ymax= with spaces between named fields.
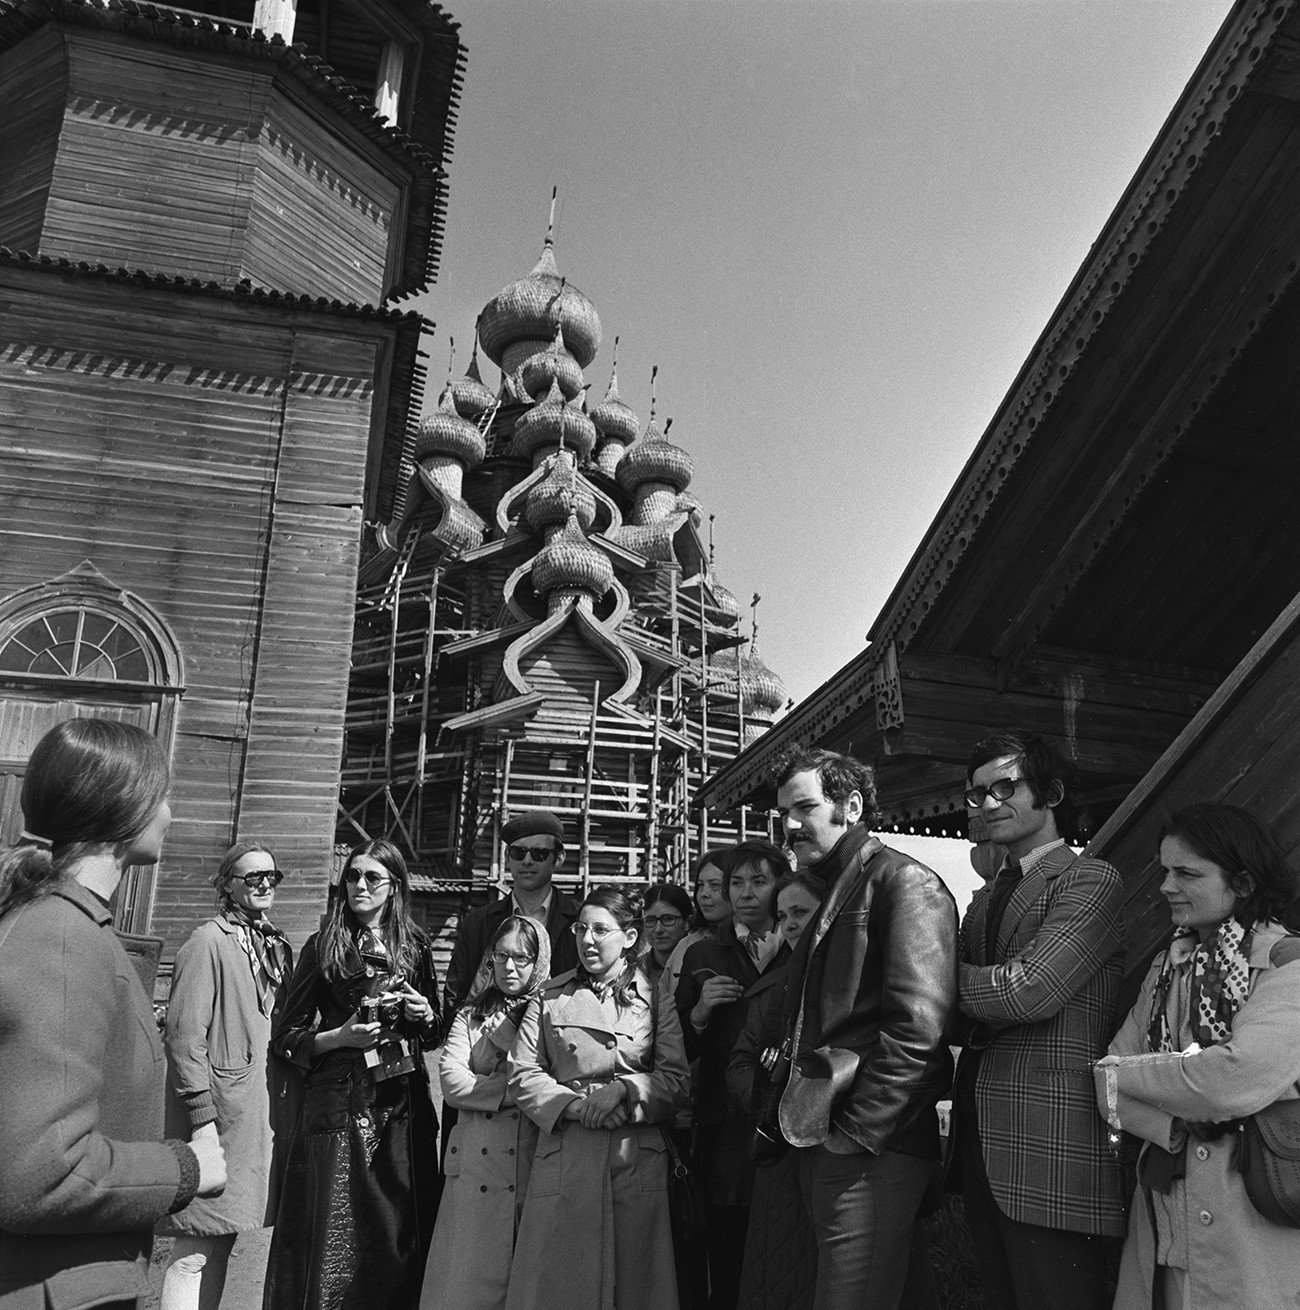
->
xmin=263 ymin=1059 xmax=440 ymax=1310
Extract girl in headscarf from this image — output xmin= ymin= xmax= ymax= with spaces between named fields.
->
xmin=421 ymin=916 xmax=551 ymax=1310
xmin=158 ymin=841 xmax=295 ymax=1310
xmin=1096 ymin=803 xmax=1300 ymax=1310
xmin=263 ymin=839 xmax=442 ymax=1310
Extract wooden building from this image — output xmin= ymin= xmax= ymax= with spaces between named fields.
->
xmin=0 ymin=0 xmax=463 ymax=947
xmin=697 ymin=0 xmax=1300 ymax=978
xmin=338 ymin=226 xmax=789 ymax=914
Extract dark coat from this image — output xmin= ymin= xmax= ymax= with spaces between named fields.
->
xmin=728 ymin=968 xmax=817 ymax=1310
xmin=263 ymin=931 xmax=442 ymax=1310
xmin=443 ymin=890 xmax=580 ymax=1020
xmin=675 ymin=922 xmax=789 ymax=1206
xmin=0 ymin=882 xmax=192 ymax=1310
xmin=779 ymin=827 xmax=957 ymax=1158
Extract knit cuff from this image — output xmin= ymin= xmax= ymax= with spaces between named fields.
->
xmin=180 ymin=1089 xmax=218 ymax=1131
xmin=165 ymin=1140 xmax=201 ymax=1213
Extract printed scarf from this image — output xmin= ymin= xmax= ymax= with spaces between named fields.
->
xmin=221 ymin=905 xmax=291 ymax=1016
xmin=1147 ymin=915 xmax=1251 ymax=1052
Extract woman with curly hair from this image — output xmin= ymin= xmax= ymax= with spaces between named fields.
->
xmin=263 ymin=839 xmax=442 ymax=1310
xmin=421 ymin=915 xmax=551 ymax=1310
xmin=1096 ymin=803 xmax=1300 ymax=1310
xmin=505 ymin=886 xmax=690 ymax=1310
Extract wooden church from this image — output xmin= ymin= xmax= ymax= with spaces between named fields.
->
xmin=0 ymin=0 xmax=463 ymax=947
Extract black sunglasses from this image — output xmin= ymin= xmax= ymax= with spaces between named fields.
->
xmin=234 ymin=869 xmax=283 ymax=887
xmin=507 ymin=843 xmax=558 ymax=862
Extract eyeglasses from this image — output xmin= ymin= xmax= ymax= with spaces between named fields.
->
xmin=644 ymin=913 xmax=683 ymax=929
xmin=343 ymin=868 xmax=391 ymax=886
xmin=572 ymin=922 xmax=621 ymax=941
xmin=507 ymin=844 xmax=558 ymax=863
xmin=235 ymin=870 xmax=283 ymax=888
xmin=491 ymin=950 xmax=535 ymax=967
xmin=963 ymin=777 xmax=1026 ymax=809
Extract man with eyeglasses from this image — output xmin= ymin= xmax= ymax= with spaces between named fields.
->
xmin=156 ymin=841 xmax=297 ymax=1310
xmin=443 ymin=811 xmax=580 ymax=1022
xmin=950 ymin=732 xmax=1125 ymax=1310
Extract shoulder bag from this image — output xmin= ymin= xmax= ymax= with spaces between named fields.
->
xmin=1237 ymin=1100 xmax=1300 ymax=1227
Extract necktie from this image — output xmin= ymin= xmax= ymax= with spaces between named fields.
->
xmin=984 ymin=859 xmax=1023 ymax=962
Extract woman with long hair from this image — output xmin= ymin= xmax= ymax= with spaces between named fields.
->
xmin=157 ymin=840 xmax=297 ymax=1310
xmin=0 ymin=718 xmax=225 ymax=1309
xmin=421 ymin=916 xmax=551 ymax=1310
xmin=659 ymin=849 xmax=737 ymax=1004
xmin=675 ymin=839 xmax=791 ymax=1310
xmin=263 ymin=839 xmax=442 ymax=1310
xmin=505 ymin=887 xmax=690 ymax=1310
xmin=1096 ymin=803 xmax=1300 ymax=1309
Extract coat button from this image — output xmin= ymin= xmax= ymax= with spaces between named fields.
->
xmin=605 ymin=1039 xmax=616 ymax=1050
xmin=508 ymin=1148 xmax=515 ymax=1156
xmin=485 ymin=1113 xmax=493 ymax=1120
xmin=1199 ymin=1210 xmax=1213 ymax=1225
xmin=508 ymin=1185 xmax=515 ymax=1193
xmin=481 ymin=1185 xmax=488 ymax=1193
xmin=449 ymin=1147 xmax=457 ymax=1154
xmin=482 ymin=1147 xmax=489 ymax=1155
xmin=1196 ymin=1145 xmax=1209 ymax=1161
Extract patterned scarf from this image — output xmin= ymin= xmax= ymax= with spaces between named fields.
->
xmin=1147 ymin=915 xmax=1251 ymax=1052
xmin=221 ymin=905 xmax=291 ymax=1017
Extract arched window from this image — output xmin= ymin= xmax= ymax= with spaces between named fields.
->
xmin=0 ymin=562 xmax=183 ymax=933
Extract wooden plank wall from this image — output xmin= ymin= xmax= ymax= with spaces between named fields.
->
xmin=0 ymin=272 xmax=387 ymax=954
xmin=235 ymin=329 xmax=376 ymax=945
xmin=29 ymin=31 xmax=401 ymax=305
xmin=0 ymin=26 xmax=65 ymax=252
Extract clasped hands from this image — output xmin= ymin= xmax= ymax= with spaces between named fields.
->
xmin=564 ymin=1080 xmax=630 ymax=1129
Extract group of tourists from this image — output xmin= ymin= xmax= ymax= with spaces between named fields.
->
xmin=1 ymin=717 xmax=1298 ymax=1310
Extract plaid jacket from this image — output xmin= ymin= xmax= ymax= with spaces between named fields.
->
xmin=956 ymin=843 xmax=1127 ymax=1235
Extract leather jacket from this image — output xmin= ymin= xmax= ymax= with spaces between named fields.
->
xmin=778 ymin=826 xmax=957 ymax=1156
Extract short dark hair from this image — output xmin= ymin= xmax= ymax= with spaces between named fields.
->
xmin=644 ymin=880 xmax=693 ymax=922
xmin=1161 ymin=803 xmax=1300 ymax=931
xmin=772 ymin=747 xmax=880 ymax=826
xmin=966 ymin=732 xmax=1075 ymax=831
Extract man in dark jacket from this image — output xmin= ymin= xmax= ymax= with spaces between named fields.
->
xmin=443 ymin=810 xmax=580 ymax=1019
xmin=773 ymin=747 xmax=957 ymax=1309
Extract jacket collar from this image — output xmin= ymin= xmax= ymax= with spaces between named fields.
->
xmin=50 ymin=878 xmax=114 ymax=926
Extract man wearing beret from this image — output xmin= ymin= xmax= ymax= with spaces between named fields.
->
xmin=443 ymin=810 xmax=580 ymax=1021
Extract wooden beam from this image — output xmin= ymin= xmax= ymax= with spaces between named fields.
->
xmin=253 ymin=0 xmax=297 ymax=44
xmin=375 ymin=39 xmax=406 ymax=127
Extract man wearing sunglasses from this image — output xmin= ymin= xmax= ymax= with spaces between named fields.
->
xmin=443 ymin=810 xmax=580 ymax=1022
xmin=950 ymin=732 xmax=1126 ymax=1310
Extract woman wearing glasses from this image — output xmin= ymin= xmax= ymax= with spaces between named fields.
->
xmin=263 ymin=839 xmax=442 ymax=1310
xmin=422 ymin=916 xmax=550 ymax=1310
xmin=157 ymin=841 xmax=296 ymax=1310
xmin=505 ymin=887 xmax=690 ymax=1310
xmin=641 ymin=881 xmax=694 ymax=992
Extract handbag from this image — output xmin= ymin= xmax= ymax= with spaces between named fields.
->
xmin=660 ymin=1124 xmax=711 ymax=1309
xmin=1237 ymin=1098 xmax=1300 ymax=1227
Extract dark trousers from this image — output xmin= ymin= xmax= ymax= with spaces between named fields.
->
xmin=956 ymin=1080 xmax=1112 ymax=1310
xmin=794 ymin=1144 xmax=935 ymax=1310
xmin=705 ymin=1202 xmax=749 ymax=1310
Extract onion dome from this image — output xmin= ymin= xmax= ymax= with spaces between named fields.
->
xmin=449 ymin=348 xmax=495 ymax=421
xmin=590 ymin=356 xmax=639 ymax=446
xmin=742 ymin=641 xmax=787 ymax=716
xmin=615 ymin=419 xmax=694 ymax=495
xmin=524 ymin=455 xmax=597 ymax=537
xmin=711 ymin=582 xmax=741 ymax=622
xmin=413 ymin=390 xmax=486 ymax=468
xmin=532 ymin=509 xmax=614 ymax=598
xmin=511 ymin=380 xmax=597 ymax=464
xmin=478 ymin=242 xmax=601 ymax=372
xmin=519 ymin=324 xmax=585 ymax=402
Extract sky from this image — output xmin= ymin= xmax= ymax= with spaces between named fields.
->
xmin=410 ymin=0 xmax=1235 ymax=719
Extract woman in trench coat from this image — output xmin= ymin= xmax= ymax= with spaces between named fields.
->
xmin=1096 ymin=803 xmax=1300 ymax=1310
xmin=505 ymin=886 xmax=690 ymax=1310
xmin=420 ymin=916 xmax=550 ymax=1310
xmin=157 ymin=841 xmax=296 ymax=1310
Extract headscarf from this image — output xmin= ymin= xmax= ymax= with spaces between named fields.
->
xmin=464 ymin=914 xmax=552 ymax=1024
xmin=1147 ymin=915 xmax=1252 ymax=1052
